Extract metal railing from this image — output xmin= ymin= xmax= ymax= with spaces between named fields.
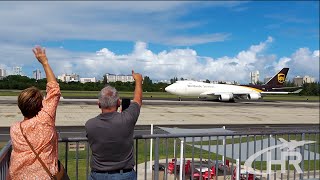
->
xmin=0 ymin=140 xmax=11 ymax=180
xmin=1 ymin=130 xmax=319 ymax=180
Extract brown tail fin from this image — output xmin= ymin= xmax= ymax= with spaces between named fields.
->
xmin=264 ymin=68 xmax=289 ymax=87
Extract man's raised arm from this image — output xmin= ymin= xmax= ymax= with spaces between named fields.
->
xmin=132 ymin=70 xmax=143 ymax=106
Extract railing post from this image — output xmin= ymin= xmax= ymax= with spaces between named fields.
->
xmin=135 ymin=139 xmax=138 ymax=177
xmin=154 ymin=137 xmax=159 ymax=180
xmin=65 ymin=142 xmax=68 ymax=173
xmin=150 ymin=124 xmax=153 ymax=171
xmin=76 ymin=142 xmax=79 ymax=180
xmin=173 ymin=138 xmax=176 ymax=158
xmin=236 ymin=159 xmax=240 ymax=180
xmin=300 ymin=133 xmax=305 ymax=180
xmin=179 ymin=140 xmax=184 ymax=180
xmin=222 ymin=126 xmax=225 ymax=164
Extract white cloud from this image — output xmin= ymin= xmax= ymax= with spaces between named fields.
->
xmin=0 ymin=37 xmax=318 ymax=83
xmin=75 ymin=37 xmax=318 ymax=82
xmin=271 ymin=48 xmax=319 ymax=80
xmin=289 ymin=48 xmax=319 ymax=78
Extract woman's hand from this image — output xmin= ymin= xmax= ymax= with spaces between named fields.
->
xmin=32 ymin=46 xmax=48 ymax=65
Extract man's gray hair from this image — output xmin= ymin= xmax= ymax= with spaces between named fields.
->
xmin=99 ymin=85 xmax=119 ymax=108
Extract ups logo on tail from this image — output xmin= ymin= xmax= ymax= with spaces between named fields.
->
xmin=278 ymin=73 xmax=285 ymax=83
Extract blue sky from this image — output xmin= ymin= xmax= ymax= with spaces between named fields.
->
xmin=0 ymin=1 xmax=318 ymax=83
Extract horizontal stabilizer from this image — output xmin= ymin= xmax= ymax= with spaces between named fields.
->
xmin=261 ymin=91 xmax=290 ymax=95
xmin=290 ymin=89 xmax=303 ymax=94
xmin=272 ymin=86 xmax=302 ymax=90
xmin=261 ymin=88 xmax=303 ymax=95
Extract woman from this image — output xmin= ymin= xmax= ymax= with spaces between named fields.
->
xmin=9 ymin=46 xmax=61 ymax=179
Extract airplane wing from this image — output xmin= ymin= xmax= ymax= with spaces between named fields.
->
xmin=200 ymin=92 xmax=247 ymax=96
xmin=200 ymin=91 xmax=248 ymax=96
xmin=200 ymin=91 xmax=250 ymax=100
xmin=200 ymin=91 xmax=216 ymax=96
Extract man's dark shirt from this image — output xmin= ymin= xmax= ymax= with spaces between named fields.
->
xmin=85 ymin=102 xmax=140 ymax=171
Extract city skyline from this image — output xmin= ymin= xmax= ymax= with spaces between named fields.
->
xmin=0 ymin=66 xmax=317 ymax=85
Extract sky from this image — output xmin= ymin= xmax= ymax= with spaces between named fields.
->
xmin=0 ymin=1 xmax=319 ymax=83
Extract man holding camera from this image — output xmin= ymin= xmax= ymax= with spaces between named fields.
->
xmin=85 ymin=70 xmax=142 ymax=180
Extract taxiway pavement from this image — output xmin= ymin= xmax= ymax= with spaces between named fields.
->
xmin=0 ymin=96 xmax=318 ymax=127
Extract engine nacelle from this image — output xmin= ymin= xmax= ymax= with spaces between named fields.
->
xmin=247 ymin=93 xmax=261 ymax=100
xmin=219 ymin=94 xmax=234 ymax=101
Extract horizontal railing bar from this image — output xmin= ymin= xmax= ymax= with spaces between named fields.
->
xmin=56 ymin=129 xmax=320 ymax=142
xmin=134 ymin=131 xmax=320 ymax=139
xmin=3 ymin=129 xmax=319 ymax=145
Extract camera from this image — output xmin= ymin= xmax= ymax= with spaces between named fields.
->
xmin=121 ymin=98 xmax=131 ymax=111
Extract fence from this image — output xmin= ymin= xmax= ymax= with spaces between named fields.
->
xmin=1 ymin=130 xmax=319 ymax=180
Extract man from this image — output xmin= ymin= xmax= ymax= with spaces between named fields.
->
xmin=85 ymin=70 xmax=143 ymax=180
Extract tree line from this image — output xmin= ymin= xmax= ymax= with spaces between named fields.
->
xmin=0 ymin=75 xmax=168 ymax=92
xmin=0 ymin=75 xmax=319 ymax=96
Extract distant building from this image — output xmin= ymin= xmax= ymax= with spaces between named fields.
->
xmin=58 ymin=73 xmax=80 ymax=82
xmin=250 ymin=71 xmax=259 ymax=84
xmin=293 ymin=75 xmax=315 ymax=86
xmin=33 ymin=69 xmax=41 ymax=80
xmin=0 ymin=68 xmax=6 ymax=80
xmin=80 ymin=77 xmax=96 ymax=83
xmin=105 ymin=73 xmax=134 ymax=83
xmin=0 ymin=68 xmax=6 ymax=77
xmin=154 ymin=80 xmax=171 ymax=84
xmin=303 ymin=76 xmax=315 ymax=84
xmin=211 ymin=80 xmax=238 ymax=85
xmin=12 ymin=66 xmax=22 ymax=75
xmin=293 ymin=76 xmax=304 ymax=86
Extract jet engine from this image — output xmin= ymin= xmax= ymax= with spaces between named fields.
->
xmin=247 ymin=93 xmax=261 ymax=100
xmin=218 ymin=94 xmax=234 ymax=101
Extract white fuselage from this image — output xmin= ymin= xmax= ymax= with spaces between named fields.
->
xmin=165 ymin=81 xmax=261 ymax=100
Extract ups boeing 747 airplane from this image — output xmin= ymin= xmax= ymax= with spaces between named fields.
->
xmin=165 ymin=68 xmax=302 ymax=102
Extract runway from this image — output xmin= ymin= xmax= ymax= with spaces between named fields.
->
xmin=0 ymin=96 xmax=318 ymax=141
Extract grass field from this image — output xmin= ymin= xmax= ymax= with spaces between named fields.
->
xmin=0 ymin=90 xmax=318 ymax=101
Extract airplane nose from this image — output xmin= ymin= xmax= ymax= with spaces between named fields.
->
xmin=165 ymin=85 xmax=175 ymax=93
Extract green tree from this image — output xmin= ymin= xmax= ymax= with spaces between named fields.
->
xmin=300 ymin=82 xmax=320 ymax=96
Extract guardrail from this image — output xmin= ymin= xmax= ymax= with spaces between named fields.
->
xmin=1 ymin=130 xmax=319 ymax=180
xmin=0 ymin=140 xmax=11 ymax=180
